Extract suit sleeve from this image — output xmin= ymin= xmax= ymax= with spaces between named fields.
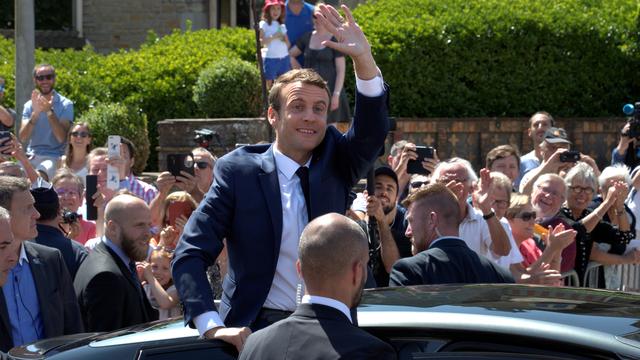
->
xmin=336 ymin=87 xmax=390 ymax=186
xmin=389 ymin=258 xmax=421 ymax=287
xmin=56 ymin=249 xmax=84 ymax=334
xmin=172 ymin=156 xmax=233 ymax=327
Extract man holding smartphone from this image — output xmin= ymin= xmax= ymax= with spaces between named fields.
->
xmin=19 ymin=64 xmax=73 ymax=180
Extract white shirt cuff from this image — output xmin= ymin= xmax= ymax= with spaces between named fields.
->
xmin=194 ymin=311 xmax=225 ymax=336
xmin=355 ymin=71 xmax=384 ymax=98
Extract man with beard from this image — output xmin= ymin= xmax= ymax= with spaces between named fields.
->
xmin=74 ymin=194 xmax=157 ymax=332
xmin=19 ymin=64 xmax=74 ymax=180
xmin=240 ymin=213 xmax=396 ymax=360
xmin=0 ymin=177 xmax=82 ymax=351
xmin=365 ymin=166 xmax=412 ymax=286
xmin=389 ymin=184 xmax=514 ymax=286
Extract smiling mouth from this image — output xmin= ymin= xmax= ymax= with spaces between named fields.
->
xmin=297 ymin=128 xmax=316 ymax=135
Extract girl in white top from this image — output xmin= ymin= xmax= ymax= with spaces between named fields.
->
xmin=259 ymin=0 xmax=291 ymax=88
xmin=59 ymin=122 xmax=92 ymax=186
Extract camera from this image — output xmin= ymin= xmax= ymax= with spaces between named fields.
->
xmin=62 ymin=210 xmax=79 ymax=224
xmin=559 ymin=150 xmax=580 ymax=163
xmin=622 ymin=102 xmax=640 ymax=138
xmin=194 ymin=129 xmax=220 ymax=149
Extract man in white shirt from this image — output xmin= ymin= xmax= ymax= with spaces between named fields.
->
xmin=172 ymin=4 xmax=389 ymax=352
xmin=239 ymin=213 xmax=396 ymax=360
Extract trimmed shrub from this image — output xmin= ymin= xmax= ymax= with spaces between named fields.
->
xmin=350 ymin=0 xmax=640 ymax=117
xmin=78 ymin=102 xmax=150 ymax=175
xmin=193 ymin=58 xmax=261 ymax=118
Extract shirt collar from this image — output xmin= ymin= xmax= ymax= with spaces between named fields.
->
xmin=301 ymin=294 xmax=352 ymax=323
xmin=103 ymin=236 xmax=132 ymax=269
xmin=18 ymin=242 xmax=29 ymax=266
xmin=273 ymin=147 xmax=312 ymax=180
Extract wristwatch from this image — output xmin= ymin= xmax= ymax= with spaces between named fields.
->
xmin=482 ymin=211 xmax=495 ymax=220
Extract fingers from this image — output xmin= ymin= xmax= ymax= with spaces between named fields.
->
xmin=341 ymin=4 xmax=356 ymax=24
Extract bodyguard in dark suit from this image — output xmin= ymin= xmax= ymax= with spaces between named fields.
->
xmin=390 ymin=183 xmax=514 ymax=287
xmin=74 ymin=194 xmax=157 ymax=332
xmin=0 ymin=178 xmax=83 ymax=352
xmin=240 ymin=213 xmax=397 ymax=360
xmin=172 ymin=3 xmax=389 ymax=352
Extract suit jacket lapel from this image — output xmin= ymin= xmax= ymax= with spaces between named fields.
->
xmin=0 ymin=288 xmax=12 ymax=349
xmin=259 ymin=146 xmax=283 ymax=263
xmin=24 ymin=242 xmax=53 ymax=338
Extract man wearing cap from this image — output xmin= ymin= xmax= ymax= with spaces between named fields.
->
xmin=364 ymin=166 xmax=412 ymax=286
xmin=31 ymin=186 xmax=87 ymax=280
xmin=0 ymin=176 xmax=83 ymax=351
xmin=519 ymin=127 xmax=600 ymax=195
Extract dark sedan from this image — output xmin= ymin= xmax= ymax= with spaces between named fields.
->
xmin=8 ymin=284 xmax=640 ymax=359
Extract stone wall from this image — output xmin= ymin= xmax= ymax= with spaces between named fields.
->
xmin=83 ymin=0 xmax=209 ymax=52
xmin=159 ymin=117 xmax=627 ymax=172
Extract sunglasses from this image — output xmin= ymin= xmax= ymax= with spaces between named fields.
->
xmin=515 ymin=211 xmax=537 ymax=221
xmin=35 ymin=74 xmax=55 ymax=81
xmin=410 ymin=181 xmax=428 ymax=189
xmin=195 ymin=161 xmax=210 ymax=169
xmin=71 ymin=131 xmax=90 ymax=138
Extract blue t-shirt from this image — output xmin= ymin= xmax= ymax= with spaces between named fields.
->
xmin=286 ymin=1 xmax=315 ymax=65
xmin=22 ymin=91 xmax=74 ymax=157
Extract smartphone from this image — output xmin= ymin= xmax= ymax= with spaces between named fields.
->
xmin=0 ymin=131 xmax=11 ymax=155
xmin=167 ymin=153 xmax=195 ymax=177
xmin=559 ymin=150 xmax=580 ymax=163
xmin=407 ymin=146 xmax=435 ymax=174
xmin=166 ymin=201 xmax=194 ymax=227
xmin=107 ymin=165 xmax=119 ymax=190
xmin=85 ymin=175 xmax=98 ymax=221
xmin=107 ymin=135 xmax=121 ymax=159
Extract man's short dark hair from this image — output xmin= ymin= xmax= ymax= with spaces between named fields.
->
xmin=268 ymin=69 xmax=331 ymax=112
xmin=0 ymin=176 xmax=30 ymax=210
xmin=529 ymin=111 xmax=555 ymax=127
xmin=485 ymin=144 xmax=521 ymax=170
xmin=375 ymin=166 xmax=399 ymax=192
xmin=33 ymin=64 xmax=55 ymax=78
xmin=31 ymin=187 xmax=60 ymax=222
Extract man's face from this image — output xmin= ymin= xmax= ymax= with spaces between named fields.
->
xmin=491 ymin=155 xmax=519 ymax=183
xmin=531 ymin=179 xmax=565 ymax=218
xmin=121 ymin=145 xmax=134 ymax=176
xmin=405 ymin=202 xmax=434 ymax=255
xmin=269 ymin=81 xmax=328 ymax=162
xmin=193 ymin=152 xmax=214 ymax=192
xmin=9 ymin=190 xmax=40 ymax=241
xmin=491 ymin=185 xmax=510 ymax=219
xmin=116 ymin=204 xmax=151 ymax=262
xmin=437 ymin=163 xmax=471 ymax=204
xmin=54 ymin=177 xmax=83 ymax=212
xmin=528 ymin=114 xmax=552 ymax=144
xmin=0 ymin=218 xmax=18 ymax=286
xmin=375 ymin=175 xmax=398 ymax=214
xmin=34 ymin=66 xmax=56 ymax=96
xmin=89 ymin=155 xmax=108 ymax=187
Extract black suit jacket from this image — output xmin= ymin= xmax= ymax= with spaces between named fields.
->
xmin=34 ymin=224 xmax=88 ymax=280
xmin=389 ymin=237 xmax=515 ymax=286
xmin=173 ymin=89 xmax=389 ymax=328
xmin=73 ymin=241 xmax=157 ymax=332
xmin=0 ymin=242 xmax=83 ymax=352
xmin=240 ymin=303 xmax=397 ymax=360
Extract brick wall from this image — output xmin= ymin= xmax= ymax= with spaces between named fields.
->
xmin=83 ymin=0 xmax=209 ymax=52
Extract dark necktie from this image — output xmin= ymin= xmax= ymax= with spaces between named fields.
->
xmin=296 ymin=166 xmax=311 ymax=221
xmin=128 ymin=261 xmax=144 ymax=295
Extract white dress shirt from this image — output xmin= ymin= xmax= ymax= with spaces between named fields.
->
xmin=194 ymin=74 xmax=385 ymax=336
xmin=301 ymin=294 xmax=352 ymax=323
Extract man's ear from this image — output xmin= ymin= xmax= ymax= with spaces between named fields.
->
xmin=296 ymin=259 xmax=303 ymax=279
xmin=267 ymin=106 xmax=278 ymax=127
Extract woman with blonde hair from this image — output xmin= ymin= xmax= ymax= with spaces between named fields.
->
xmin=59 ymin=122 xmax=92 ymax=185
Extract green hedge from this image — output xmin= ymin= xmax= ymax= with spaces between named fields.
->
xmin=350 ymin=0 xmax=640 ymax=117
xmin=193 ymin=58 xmax=261 ymax=118
xmin=78 ymin=102 xmax=150 ymax=175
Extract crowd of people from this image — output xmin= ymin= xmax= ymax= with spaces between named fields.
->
xmin=0 ymin=2 xmax=639 ymax=359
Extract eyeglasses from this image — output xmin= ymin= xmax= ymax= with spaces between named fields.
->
xmin=35 ymin=74 xmax=55 ymax=81
xmin=55 ymin=188 xmax=80 ymax=197
xmin=195 ymin=161 xmax=210 ymax=169
xmin=536 ymin=185 xmax=562 ymax=198
xmin=70 ymin=131 xmax=90 ymax=138
xmin=515 ymin=211 xmax=537 ymax=221
xmin=569 ymin=186 xmax=594 ymax=195
xmin=410 ymin=181 xmax=428 ymax=189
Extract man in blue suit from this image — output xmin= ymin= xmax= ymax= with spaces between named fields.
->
xmin=172 ymin=3 xmax=388 ymax=352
